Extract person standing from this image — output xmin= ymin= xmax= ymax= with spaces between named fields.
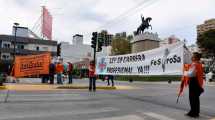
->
xmin=62 ymin=63 xmax=68 ymax=83
xmin=49 ymin=62 xmax=55 ymax=84
xmin=88 ymin=61 xmax=96 ymax=92
xmin=55 ymin=62 xmax=64 ymax=84
xmin=107 ymin=75 xmax=114 ymax=87
xmin=68 ymin=62 xmax=73 ymax=84
xmin=41 ymin=74 xmax=49 ymax=83
xmin=184 ymin=52 xmax=204 ymax=118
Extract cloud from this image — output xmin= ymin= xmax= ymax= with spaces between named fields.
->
xmin=0 ymin=0 xmax=214 ymax=45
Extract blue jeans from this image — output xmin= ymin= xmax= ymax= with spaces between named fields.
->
xmin=68 ymin=73 xmax=73 ymax=84
xmin=57 ymin=73 xmax=62 ymax=84
xmin=89 ymin=77 xmax=96 ymax=91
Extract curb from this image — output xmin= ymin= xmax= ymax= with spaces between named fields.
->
xmin=0 ymin=86 xmax=6 ymax=90
xmin=57 ymin=85 xmax=117 ymax=90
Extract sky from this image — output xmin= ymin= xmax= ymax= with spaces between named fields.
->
xmin=0 ymin=0 xmax=214 ymax=45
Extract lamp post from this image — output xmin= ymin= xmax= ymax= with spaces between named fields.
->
xmin=13 ymin=22 xmax=19 ymax=60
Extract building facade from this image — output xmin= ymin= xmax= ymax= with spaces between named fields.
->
xmin=60 ymin=42 xmax=93 ymax=63
xmin=0 ymin=34 xmax=57 ymax=72
xmin=72 ymin=34 xmax=83 ymax=45
xmin=187 ymin=44 xmax=199 ymax=53
xmin=197 ymin=18 xmax=215 ymax=36
xmin=160 ymin=35 xmax=181 ymax=47
xmin=12 ymin=26 xmax=41 ymax=39
xmin=115 ymin=32 xmax=127 ymax=38
xmin=131 ymin=32 xmax=160 ymax=53
xmin=98 ymin=30 xmax=113 ymax=46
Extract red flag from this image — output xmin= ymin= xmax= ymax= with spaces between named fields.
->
xmin=178 ymin=64 xmax=190 ymax=96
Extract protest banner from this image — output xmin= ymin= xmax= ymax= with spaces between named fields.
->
xmin=96 ymin=42 xmax=184 ymax=75
xmin=14 ymin=53 xmax=51 ymax=77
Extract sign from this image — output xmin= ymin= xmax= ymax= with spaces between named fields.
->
xmin=96 ymin=42 xmax=184 ymax=75
xmin=42 ymin=6 xmax=52 ymax=40
xmin=14 ymin=53 xmax=51 ymax=77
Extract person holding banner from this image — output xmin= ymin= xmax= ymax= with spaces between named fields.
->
xmin=67 ymin=62 xmax=73 ymax=84
xmin=183 ymin=52 xmax=204 ymax=118
xmin=88 ymin=61 xmax=96 ymax=92
xmin=49 ymin=62 xmax=55 ymax=84
xmin=55 ymin=62 xmax=64 ymax=84
xmin=107 ymin=75 xmax=114 ymax=87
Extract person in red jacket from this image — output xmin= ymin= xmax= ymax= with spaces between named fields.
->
xmin=88 ymin=61 xmax=96 ymax=92
xmin=184 ymin=52 xmax=204 ymax=118
xmin=55 ymin=62 xmax=64 ymax=84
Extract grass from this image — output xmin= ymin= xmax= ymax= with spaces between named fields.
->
xmin=0 ymin=85 xmax=6 ymax=90
xmin=115 ymin=75 xmax=181 ymax=82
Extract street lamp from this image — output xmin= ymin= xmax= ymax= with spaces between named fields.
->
xmin=13 ymin=22 xmax=19 ymax=60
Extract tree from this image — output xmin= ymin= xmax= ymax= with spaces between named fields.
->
xmin=127 ymin=35 xmax=134 ymax=41
xmin=111 ymin=37 xmax=131 ymax=55
xmin=197 ymin=29 xmax=215 ymax=57
xmin=197 ymin=29 xmax=215 ymax=72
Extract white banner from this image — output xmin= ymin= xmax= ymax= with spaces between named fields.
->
xmin=96 ymin=42 xmax=184 ymax=75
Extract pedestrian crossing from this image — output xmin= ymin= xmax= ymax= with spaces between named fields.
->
xmin=94 ymin=115 xmax=144 ymax=120
xmin=143 ymin=112 xmax=176 ymax=120
xmin=94 ymin=113 xmax=177 ymax=120
xmin=0 ymin=91 xmax=212 ymax=120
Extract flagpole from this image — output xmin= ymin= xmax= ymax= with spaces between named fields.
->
xmin=176 ymin=95 xmax=180 ymax=103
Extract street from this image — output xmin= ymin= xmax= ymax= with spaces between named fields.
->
xmin=0 ymin=79 xmax=214 ymax=120
xmin=0 ymin=0 xmax=214 ymax=119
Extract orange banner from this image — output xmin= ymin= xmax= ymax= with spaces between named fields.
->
xmin=14 ymin=53 xmax=51 ymax=77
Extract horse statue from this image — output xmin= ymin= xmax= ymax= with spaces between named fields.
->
xmin=134 ymin=15 xmax=152 ymax=35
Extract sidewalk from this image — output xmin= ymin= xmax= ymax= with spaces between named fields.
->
xmin=2 ymin=83 xmax=135 ymax=91
xmin=4 ymin=84 xmax=58 ymax=91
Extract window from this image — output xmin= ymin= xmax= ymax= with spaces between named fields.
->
xmin=17 ymin=44 xmax=24 ymax=49
xmin=1 ymin=53 xmax=10 ymax=60
xmin=2 ymin=55 xmax=6 ymax=59
xmin=3 ymin=43 xmax=10 ymax=48
xmin=36 ymin=46 xmax=40 ymax=51
xmin=42 ymin=47 xmax=48 ymax=51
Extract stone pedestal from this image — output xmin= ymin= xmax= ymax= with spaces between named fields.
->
xmin=131 ymin=32 xmax=160 ymax=53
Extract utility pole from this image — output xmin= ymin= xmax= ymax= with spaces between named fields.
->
xmin=91 ymin=32 xmax=97 ymax=63
xmin=13 ymin=22 xmax=19 ymax=60
xmin=5 ymin=23 xmax=20 ymax=103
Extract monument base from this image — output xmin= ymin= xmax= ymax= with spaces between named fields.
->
xmin=131 ymin=32 xmax=160 ymax=53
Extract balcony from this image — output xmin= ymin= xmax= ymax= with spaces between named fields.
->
xmin=0 ymin=48 xmax=57 ymax=56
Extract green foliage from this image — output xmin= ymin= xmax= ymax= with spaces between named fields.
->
xmin=111 ymin=37 xmax=131 ymax=55
xmin=115 ymin=75 xmax=181 ymax=82
xmin=127 ymin=35 xmax=134 ymax=41
xmin=197 ymin=29 xmax=215 ymax=56
xmin=72 ymin=69 xmax=80 ymax=76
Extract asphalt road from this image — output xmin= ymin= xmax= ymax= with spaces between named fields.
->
xmin=0 ymin=79 xmax=214 ymax=120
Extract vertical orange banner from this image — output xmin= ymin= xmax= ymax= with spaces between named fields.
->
xmin=14 ymin=53 xmax=51 ymax=77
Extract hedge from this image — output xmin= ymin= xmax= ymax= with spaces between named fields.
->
xmin=115 ymin=75 xmax=181 ymax=82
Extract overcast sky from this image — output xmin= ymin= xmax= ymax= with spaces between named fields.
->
xmin=0 ymin=0 xmax=214 ymax=45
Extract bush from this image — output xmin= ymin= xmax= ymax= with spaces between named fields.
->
xmin=115 ymin=75 xmax=181 ymax=82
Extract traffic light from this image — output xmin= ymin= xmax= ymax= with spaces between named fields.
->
xmin=91 ymin=32 xmax=97 ymax=49
xmin=97 ymin=38 xmax=103 ymax=52
xmin=57 ymin=43 xmax=61 ymax=56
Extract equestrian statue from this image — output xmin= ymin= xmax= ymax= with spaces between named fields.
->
xmin=134 ymin=15 xmax=152 ymax=35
